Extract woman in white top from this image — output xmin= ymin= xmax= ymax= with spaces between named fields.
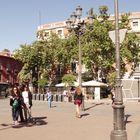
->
xmin=22 ymin=86 xmax=32 ymax=121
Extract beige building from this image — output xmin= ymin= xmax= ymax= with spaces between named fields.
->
xmin=37 ymin=12 xmax=140 ymax=40
xmin=37 ymin=21 xmax=68 ymax=40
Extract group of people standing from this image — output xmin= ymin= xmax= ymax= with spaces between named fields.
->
xmin=9 ymin=85 xmax=32 ymax=125
xmin=9 ymin=84 xmax=83 ymax=125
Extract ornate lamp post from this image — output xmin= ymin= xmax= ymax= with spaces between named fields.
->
xmin=66 ymin=6 xmax=93 ymax=89
xmin=66 ymin=6 xmax=93 ymax=111
xmin=66 ymin=6 xmax=83 ymax=89
xmin=110 ymin=0 xmax=127 ymax=140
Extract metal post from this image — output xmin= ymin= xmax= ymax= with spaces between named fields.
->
xmin=66 ymin=6 xmax=90 ymax=111
xmin=110 ymin=0 xmax=127 ymax=140
xmin=135 ymin=77 xmax=140 ymax=102
xmin=78 ymin=31 xmax=82 ymax=89
xmin=78 ymin=31 xmax=84 ymax=111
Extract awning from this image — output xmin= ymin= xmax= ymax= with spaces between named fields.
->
xmin=82 ymin=80 xmax=108 ymax=87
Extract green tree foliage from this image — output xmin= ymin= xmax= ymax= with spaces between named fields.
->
xmin=38 ymin=78 xmax=48 ymax=88
xmin=98 ymin=6 xmax=109 ymax=20
xmin=2 ymin=49 xmax=10 ymax=53
xmin=82 ymin=6 xmax=114 ymax=80
xmin=119 ymin=13 xmax=130 ymax=29
xmin=62 ymin=74 xmax=76 ymax=87
xmin=121 ymin=33 xmax=140 ymax=69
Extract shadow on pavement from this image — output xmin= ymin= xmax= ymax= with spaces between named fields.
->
xmin=50 ymin=105 xmax=57 ymax=108
xmin=124 ymin=114 xmax=132 ymax=127
xmin=84 ymin=102 xmax=104 ymax=111
xmin=81 ymin=113 xmax=90 ymax=118
xmin=0 ymin=116 xmax=48 ymax=130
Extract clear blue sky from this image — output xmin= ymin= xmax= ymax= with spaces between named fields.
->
xmin=0 ymin=0 xmax=140 ymax=52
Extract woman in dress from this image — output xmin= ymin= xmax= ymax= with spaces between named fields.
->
xmin=74 ymin=87 xmax=83 ymax=118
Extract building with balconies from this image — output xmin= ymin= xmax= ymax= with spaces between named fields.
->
xmin=0 ymin=51 xmax=23 ymax=87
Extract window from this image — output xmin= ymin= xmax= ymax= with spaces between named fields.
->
xmin=133 ymin=21 xmax=138 ymax=27
xmin=6 ymin=63 xmax=11 ymax=72
xmin=57 ymin=30 xmax=62 ymax=37
xmin=44 ymin=32 xmax=49 ymax=37
xmin=44 ymin=31 xmax=50 ymax=39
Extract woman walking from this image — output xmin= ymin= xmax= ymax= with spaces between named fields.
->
xmin=74 ymin=87 xmax=83 ymax=118
xmin=10 ymin=87 xmax=22 ymax=125
xmin=22 ymin=85 xmax=32 ymax=121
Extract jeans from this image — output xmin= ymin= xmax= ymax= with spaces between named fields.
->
xmin=12 ymin=107 xmax=19 ymax=121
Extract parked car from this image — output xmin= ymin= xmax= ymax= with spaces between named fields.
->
xmin=0 ymin=83 xmax=10 ymax=98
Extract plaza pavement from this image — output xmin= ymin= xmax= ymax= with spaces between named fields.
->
xmin=0 ymin=98 xmax=140 ymax=140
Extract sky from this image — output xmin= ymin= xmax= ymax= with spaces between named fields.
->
xmin=0 ymin=0 xmax=140 ymax=52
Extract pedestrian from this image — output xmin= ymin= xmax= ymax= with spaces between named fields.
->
xmin=18 ymin=85 xmax=25 ymax=123
xmin=70 ymin=86 xmax=75 ymax=95
xmin=9 ymin=87 xmax=22 ymax=125
xmin=74 ymin=86 xmax=83 ymax=118
xmin=46 ymin=89 xmax=52 ymax=108
xmin=22 ymin=85 xmax=32 ymax=122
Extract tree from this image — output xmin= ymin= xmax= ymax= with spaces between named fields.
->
xmin=98 ymin=6 xmax=109 ymax=21
xmin=62 ymin=74 xmax=77 ymax=87
xmin=82 ymin=13 xmax=114 ymax=80
xmin=2 ymin=49 xmax=10 ymax=53
xmin=38 ymin=78 xmax=48 ymax=93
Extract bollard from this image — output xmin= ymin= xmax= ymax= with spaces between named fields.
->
xmin=58 ymin=94 xmax=63 ymax=102
xmin=40 ymin=94 xmax=44 ymax=101
xmin=56 ymin=95 xmax=58 ymax=102
xmin=44 ymin=94 xmax=47 ymax=101
xmin=36 ymin=94 xmax=40 ymax=100
xmin=32 ymin=94 xmax=36 ymax=100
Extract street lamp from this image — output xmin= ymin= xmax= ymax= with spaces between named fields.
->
xmin=66 ymin=6 xmax=94 ymax=111
xmin=110 ymin=0 xmax=127 ymax=140
xmin=66 ymin=6 xmax=93 ymax=89
xmin=66 ymin=6 xmax=83 ymax=89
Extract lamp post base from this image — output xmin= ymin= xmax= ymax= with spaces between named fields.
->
xmin=110 ymin=130 xmax=127 ymax=140
xmin=110 ymin=103 xmax=127 ymax=140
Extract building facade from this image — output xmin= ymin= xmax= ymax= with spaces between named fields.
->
xmin=0 ymin=52 xmax=23 ymax=86
xmin=37 ymin=21 xmax=68 ymax=41
xmin=37 ymin=12 xmax=140 ymax=40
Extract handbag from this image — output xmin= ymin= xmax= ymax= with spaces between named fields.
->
xmin=12 ymin=99 xmax=19 ymax=108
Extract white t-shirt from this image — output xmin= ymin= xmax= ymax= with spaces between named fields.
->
xmin=22 ymin=91 xmax=29 ymax=104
